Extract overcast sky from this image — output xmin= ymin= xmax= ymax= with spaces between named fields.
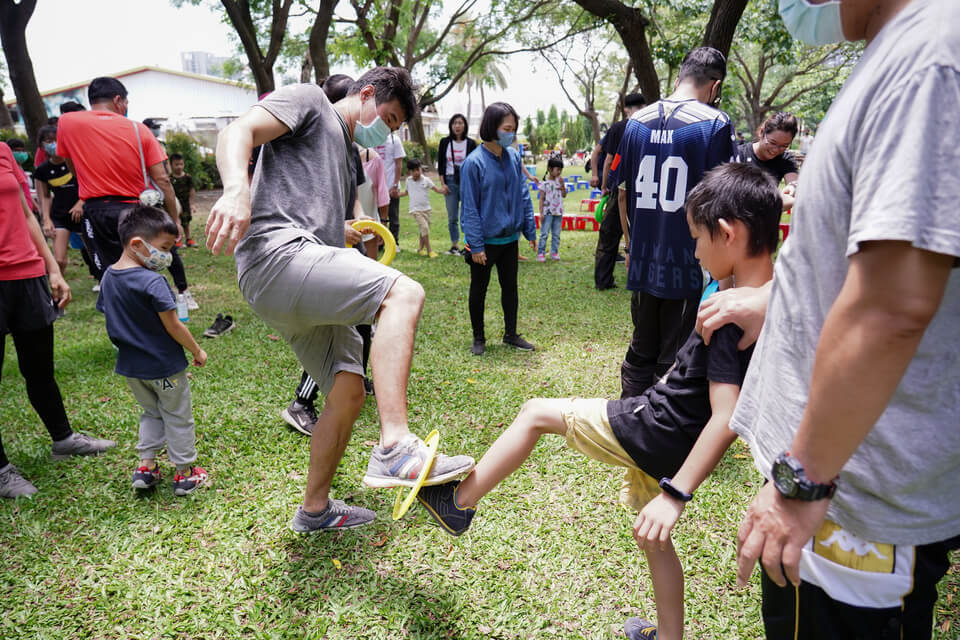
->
xmin=24 ymin=0 xmax=574 ymax=122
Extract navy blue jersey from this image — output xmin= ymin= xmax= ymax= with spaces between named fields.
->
xmin=611 ymin=99 xmax=737 ymax=299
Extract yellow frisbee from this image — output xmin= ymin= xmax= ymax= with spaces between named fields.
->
xmin=392 ymin=429 xmax=439 ymax=520
xmin=351 ymin=219 xmax=397 ymax=266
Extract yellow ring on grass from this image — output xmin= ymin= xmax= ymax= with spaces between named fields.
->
xmin=351 ymin=219 xmax=397 ymax=266
xmin=392 ymin=429 xmax=439 ymax=520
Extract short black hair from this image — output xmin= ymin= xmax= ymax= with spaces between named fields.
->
xmin=37 ymin=125 xmax=57 ymax=146
xmin=59 ymin=101 xmax=85 ymax=114
xmin=348 ymin=67 xmax=418 ymax=122
xmin=677 ymin=47 xmax=727 ymax=87
xmin=478 ymin=102 xmax=519 ymax=143
xmin=761 ymin=112 xmax=798 ymax=139
xmin=46 ymin=116 xmax=59 ymax=125
xmin=118 ymin=205 xmax=179 ymax=246
xmin=322 ymin=74 xmax=354 ymax=103
xmin=169 ymin=153 xmax=184 ymax=162
xmin=406 ymin=158 xmax=422 ymax=171
xmin=88 ymin=77 xmax=128 ymax=103
xmin=686 ymin=163 xmax=781 ymax=256
xmin=624 ymin=93 xmax=646 ymax=108
xmin=5 ymin=138 xmax=25 ymax=150
xmin=142 ymin=118 xmax=162 ymax=131
xmin=448 ymin=113 xmax=468 ymax=140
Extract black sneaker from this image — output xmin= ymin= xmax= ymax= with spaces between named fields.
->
xmin=624 ymin=618 xmax=657 ymax=639
xmin=172 ymin=466 xmax=208 ymax=497
xmin=444 ymin=246 xmax=460 ymax=256
xmin=417 ymin=481 xmax=475 ymax=537
xmin=471 ymin=338 xmax=486 ymax=356
xmin=132 ymin=463 xmax=162 ymax=490
xmin=502 ymin=334 xmax=535 ymax=351
xmin=203 ymin=313 xmax=235 ymax=338
xmin=616 ymin=253 xmax=626 ymax=263
xmin=281 ymin=400 xmax=318 ymax=436
xmin=363 ymin=377 xmax=375 ymax=396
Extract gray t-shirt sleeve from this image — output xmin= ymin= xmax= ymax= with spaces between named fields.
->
xmin=255 ymin=84 xmax=326 ymax=138
xmin=848 ymin=65 xmax=960 ymax=259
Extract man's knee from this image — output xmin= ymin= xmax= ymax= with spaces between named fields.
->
xmin=330 ymin=373 xmax=366 ymax=417
xmin=383 ymin=276 xmax=425 ymax=313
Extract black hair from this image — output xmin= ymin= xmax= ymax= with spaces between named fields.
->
xmin=761 ymin=111 xmax=799 ymax=139
xmin=5 ymin=138 xmax=25 ymax=150
xmin=406 ymin=158 xmax=422 ymax=171
xmin=118 ymin=205 xmax=179 ymax=246
xmin=686 ymin=163 xmax=781 ymax=256
xmin=37 ymin=125 xmax=57 ymax=146
xmin=478 ymin=102 xmax=519 ymax=143
xmin=677 ymin=47 xmax=727 ymax=87
xmin=624 ymin=93 xmax=646 ymax=108
xmin=543 ymin=155 xmax=563 ymax=181
xmin=348 ymin=67 xmax=418 ymax=122
xmin=169 ymin=153 xmax=184 ymax=162
xmin=88 ymin=77 xmax=128 ymax=103
xmin=46 ymin=116 xmax=59 ymax=125
xmin=448 ymin=113 xmax=468 ymax=141
xmin=59 ymin=101 xmax=85 ymax=114
xmin=322 ymin=74 xmax=355 ymax=103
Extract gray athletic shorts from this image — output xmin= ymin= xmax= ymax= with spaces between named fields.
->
xmin=239 ymin=238 xmax=402 ymax=395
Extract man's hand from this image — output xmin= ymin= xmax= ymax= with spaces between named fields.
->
xmin=633 ymin=494 xmax=685 ymax=551
xmin=49 ymin=272 xmax=72 ymax=309
xmin=589 ymin=175 xmax=600 ymax=188
xmin=344 ymin=221 xmax=363 ymax=246
xmin=389 ymin=186 xmax=399 ymax=199
xmin=69 ymin=200 xmax=84 ymax=223
xmin=471 ymin=250 xmax=487 ymax=265
xmin=205 ymin=188 xmax=251 ymax=256
xmin=528 ymin=239 xmax=536 ymax=250
xmin=441 ymin=184 xmax=451 ymax=196
xmin=736 ymin=482 xmax=829 ymax=588
xmin=696 ymin=283 xmax=770 ymax=349
xmin=192 ymin=348 xmax=208 ymax=367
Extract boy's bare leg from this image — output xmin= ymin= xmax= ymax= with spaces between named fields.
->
xmin=370 ymin=276 xmax=425 ymax=447
xmin=455 ymin=398 xmax=568 ymax=507
xmin=302 ymin=371 xmax=366 ymax=512
xmin=644 ymin=542 xmax=685 ymax=640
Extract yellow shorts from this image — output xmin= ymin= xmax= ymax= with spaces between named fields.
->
xmin=560 ymin=398 xmax=661 ymax=512
xmin=410 ymin=209 xmax=431 ymax=236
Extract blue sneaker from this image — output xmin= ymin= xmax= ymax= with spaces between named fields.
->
xmin=624 ymin=618 xmax=657 ymax=639
xmin=417 ymin=481 xmax=475 ymax=537
xmin=290 ymin=501 xmax=376 ymax=533
xmin=362 ymin=433 xmax=475 ymax=488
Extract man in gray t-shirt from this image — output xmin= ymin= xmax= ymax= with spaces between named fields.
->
xmin=697 ymin=1 xmax=960 ymax=637
xmin=205 ymin=67 xmax=474 ymax=534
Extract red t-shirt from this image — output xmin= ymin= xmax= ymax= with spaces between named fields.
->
xmin=57 ymin=110 xmax=167 ymax=200
xmin=0 ymin=144 xmax=45 ymax=281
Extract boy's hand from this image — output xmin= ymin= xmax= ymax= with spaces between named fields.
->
xmin=192 ymin=349 xmax=208 ymax=367
xmin=633 ymin=493 xmax=685 ymax=551
xmin=69 ymin=200 xmax=84 ymax=222
xmin=49 ymin=272 xmax=72 ymax=309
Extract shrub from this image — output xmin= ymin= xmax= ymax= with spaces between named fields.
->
xmin=165 ymin=130 xmax=218 ymax=190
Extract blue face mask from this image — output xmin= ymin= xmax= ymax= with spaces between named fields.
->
xmin=497 ymin=130 xmax=515 ymax=148
xmin=12 ymin=151 xmax=28 ymax=164
xmin=43 ymin=142 xmax=57 ymax=156
xmin=137 ymin=240 xmax=174 ymax=271
xmin=778 ymin=0 xmax=844 ymax=46
xmin=354 ymin=97 xmax=391 ymax=148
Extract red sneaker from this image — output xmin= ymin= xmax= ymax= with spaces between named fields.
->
xmin=172 ymin=466 xmax=208 ymax=496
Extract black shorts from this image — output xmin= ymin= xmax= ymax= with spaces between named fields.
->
xmin=50 ymin=209 xmax=83 ymax=233
xmin=0 ymin=276 xmax=58 ymax=335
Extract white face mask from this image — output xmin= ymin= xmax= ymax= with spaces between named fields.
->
xmin=137 ymin=240 xmax=174 ymax=271
xmin=779 ymin=0 xmax=844 ymax=46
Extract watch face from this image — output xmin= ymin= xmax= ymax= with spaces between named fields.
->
xmin=773 ymin=460 xmax=797 ymax=496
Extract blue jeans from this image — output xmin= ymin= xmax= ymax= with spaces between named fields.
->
xmin=444 ymin=177 xmax=461 ymax=246
xmin=538 ymin=213 xmax=562 ymax=254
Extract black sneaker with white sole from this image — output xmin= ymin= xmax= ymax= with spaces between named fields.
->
xmin=203 ymin=313 xmax=235 ymax=338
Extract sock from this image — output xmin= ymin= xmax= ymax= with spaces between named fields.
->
xmin=303 ymin=503 xmax=330 ymax=518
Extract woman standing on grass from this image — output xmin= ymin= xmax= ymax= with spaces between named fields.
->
xmin=437 ymin=113 xmax=476 ymax=255
xmin=459 ymin=102 xmax=537 ymax=357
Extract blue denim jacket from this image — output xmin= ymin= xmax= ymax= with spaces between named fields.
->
xmin=459 ymin=145 xmax=535 ymax=253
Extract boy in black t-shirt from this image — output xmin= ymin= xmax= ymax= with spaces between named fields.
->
xmin=34 ymin=125 xmax=83 ymax=277
xmin=418 ymin=163 xmax=782 ymax=640
xmin=169 ymin=153 xmax=197 ymax=247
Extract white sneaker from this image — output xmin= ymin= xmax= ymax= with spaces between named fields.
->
xmin=92 ymin=283 xmax=100 ymax=292
xmin=182 ymin=290 xmax=199 ymax=310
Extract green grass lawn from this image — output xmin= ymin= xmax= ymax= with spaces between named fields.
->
xmin=2 ymin=187 xmax=957 ymax=639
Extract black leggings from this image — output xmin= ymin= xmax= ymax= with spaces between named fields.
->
xmin=0 ymin=325 xmax=73 ymax=468
xmin=468 ymin=241 xmax=519 ymax=341
xmin=168 ymin=246 xmax=188 ymax=293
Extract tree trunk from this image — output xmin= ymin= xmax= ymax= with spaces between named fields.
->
xmin=465 ymin=84 xmax=472 ymax=123
xmin=309 ymin=0 xmax=338 ymax=84
xmin=300 ymin=50 xmax=312 ymax=83
xmin=479 ymin=84 xmax=486 ymax=111
xmin=0 ymin=85 xmax=15 ymax=130
xmin=0 ymin=0 xmax=46 ymax=148
xmin=701 ymin=0 xmax=750 ymax=57
xmin=220 ymin=0 xmax=293 ymax=96
xmin=408 ymin=113 xmax=427 ymax=154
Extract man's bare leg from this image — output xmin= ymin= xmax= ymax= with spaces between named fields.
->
xmin=302 ymin=371 xmax=366 ymax=512
xmin=370 ymin=276 xmax=424 ymax=448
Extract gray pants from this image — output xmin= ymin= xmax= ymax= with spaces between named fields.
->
xmin=126 ymin=369 xmax=197 ymax=467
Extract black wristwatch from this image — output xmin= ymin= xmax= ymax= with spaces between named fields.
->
xmin=772 ymin=452 xmax=837 ymax=501
xmin=659 ymin=477 xmax=693 ymax=502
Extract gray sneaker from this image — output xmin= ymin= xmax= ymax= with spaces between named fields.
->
xmin=362 ymin=433 xmax=475 ymax=489
xmin=0 ymin=464 xmax=38 ymax=498
xmin=289 ymin=500 xmax=376 ymax=533
xmin=281 ymin=401 xmax=317 ymax=436
xmin=51 ymin=432 xmax=117 ymax=460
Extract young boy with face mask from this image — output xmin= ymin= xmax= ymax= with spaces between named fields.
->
xmin=96 ymin=205 xmax=209 ymax=497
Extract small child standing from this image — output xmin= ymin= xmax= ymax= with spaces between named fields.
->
xmin=399 ymin=158 xmax=445 ymax=257
xmin=537 ymin=156 xmax=566 ymax=262
xmin=96 ymin=206 xmax=209 ymax=496
xmin=168 ymin=153 xmax=197 ymax=247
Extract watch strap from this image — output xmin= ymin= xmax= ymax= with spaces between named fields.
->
xmin=659 ymin=477 xmax=693 ymax=502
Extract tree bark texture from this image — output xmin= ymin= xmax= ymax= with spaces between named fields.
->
xmin=220 ymin=0 xmax=293 ymax=96
xmin=701 ymin=0 xmax=749 ymax=57
xmin=0 ymin=0 xmax=46 ymax=148
xmin=309 ymin=0 xmax=338 ymax=83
